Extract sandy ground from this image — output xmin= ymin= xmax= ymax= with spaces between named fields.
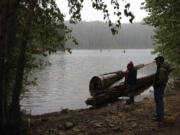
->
xmin=29 ymin=89 xmax=180 ymax=135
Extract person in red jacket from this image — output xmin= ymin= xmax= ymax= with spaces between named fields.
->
xmin=125 ymin=61 xmax=137 ymax=104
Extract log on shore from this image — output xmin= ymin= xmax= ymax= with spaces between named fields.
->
xmin=89 ymin=64 xmax=145 ymax=96
xmin=89 ymin=71 xmax=124 ymax=96
xmin=86 ymin=73 xmax=155 ymax=107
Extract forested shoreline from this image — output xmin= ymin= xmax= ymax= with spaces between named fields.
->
xmin=66 ymin=22 xmax=154 ymax=49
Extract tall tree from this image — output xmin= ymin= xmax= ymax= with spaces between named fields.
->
xmin=0 ymin=0 xmax=20 ymax=132
xmin=0 ymin=0 xmax=69 ymax=133
xmin=143 ymin=0 xmax=180 ymax=86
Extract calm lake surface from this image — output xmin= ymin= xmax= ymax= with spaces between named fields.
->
xmin=20 ymin=49 xmax=157 ymax=115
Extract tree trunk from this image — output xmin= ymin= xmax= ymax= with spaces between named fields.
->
xmin=9 ymin=0 xmax=35 ymax=130
xmin=89 ymin=64 xmax=145 ymax=96
xmin=86 ymin=74 xmax=155 ymax=107
xmin=0 ymin=0 xmax=20 ymax=132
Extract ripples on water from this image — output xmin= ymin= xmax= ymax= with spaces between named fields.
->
xmin=21 ymin=49 xmax=156 ymax=115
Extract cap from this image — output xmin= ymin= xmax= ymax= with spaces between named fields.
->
xmin=128 ymin=61 xmax=134 ymax=67
xmin=154 ymin=56 xmax=164 ymax=62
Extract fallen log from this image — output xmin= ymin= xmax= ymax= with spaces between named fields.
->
xmin=89 ymin=71 xmax=124 ymax=96
xmin=86 ymin=73 xmax=155 ymax=107
xmin=89 ymin=64 xmax=145 ymax=96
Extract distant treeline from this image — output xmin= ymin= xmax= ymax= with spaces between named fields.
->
xmin=65 ymin=21 xmax=154 ymax=49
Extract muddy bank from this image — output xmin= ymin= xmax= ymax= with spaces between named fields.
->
xmin=29 ymin=89 xmax=180 ymax=135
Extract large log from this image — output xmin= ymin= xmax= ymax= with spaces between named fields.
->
xmin=86 ymin=73 xmax=155 ymax=107
xmin=89 ymin=71 xmax=124 ymax=96
xmin=89 ymin=64 xmax=145 ymax=96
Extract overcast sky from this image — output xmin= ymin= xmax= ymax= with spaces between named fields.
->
xmin=56 ymin=0 xmax=147 ymax=23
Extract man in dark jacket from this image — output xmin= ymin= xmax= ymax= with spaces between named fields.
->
xmin=153 ymin=56 xmax=173 ymax=121
xmin=125 ymin=61 xmax=137 ymax=104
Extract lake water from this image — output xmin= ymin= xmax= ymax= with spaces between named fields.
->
xmin=20 ymin=49 xmax=157 ymax=115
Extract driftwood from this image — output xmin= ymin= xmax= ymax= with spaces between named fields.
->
xmin=86 ymin=73 xmax=155 ymax=107
xmin=89 ymin=64 xmax=145 ymax=96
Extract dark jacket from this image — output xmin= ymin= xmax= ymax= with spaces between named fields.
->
xmin=125 ymin=67 xmax=137 ymax=86
xmin=153 ymin=62 xmax=172 ymax=89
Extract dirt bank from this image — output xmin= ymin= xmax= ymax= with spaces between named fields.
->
xmin=29 ymin=89 xmax=180 ymax=135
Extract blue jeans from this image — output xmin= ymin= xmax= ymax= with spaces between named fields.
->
xmin=128 ymin=91 xmax=134 ymax=103
xmin=154 ymin=86 xmax=165 ymax=120
xmin=126 ymin=85 xmax=135 ymax=104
